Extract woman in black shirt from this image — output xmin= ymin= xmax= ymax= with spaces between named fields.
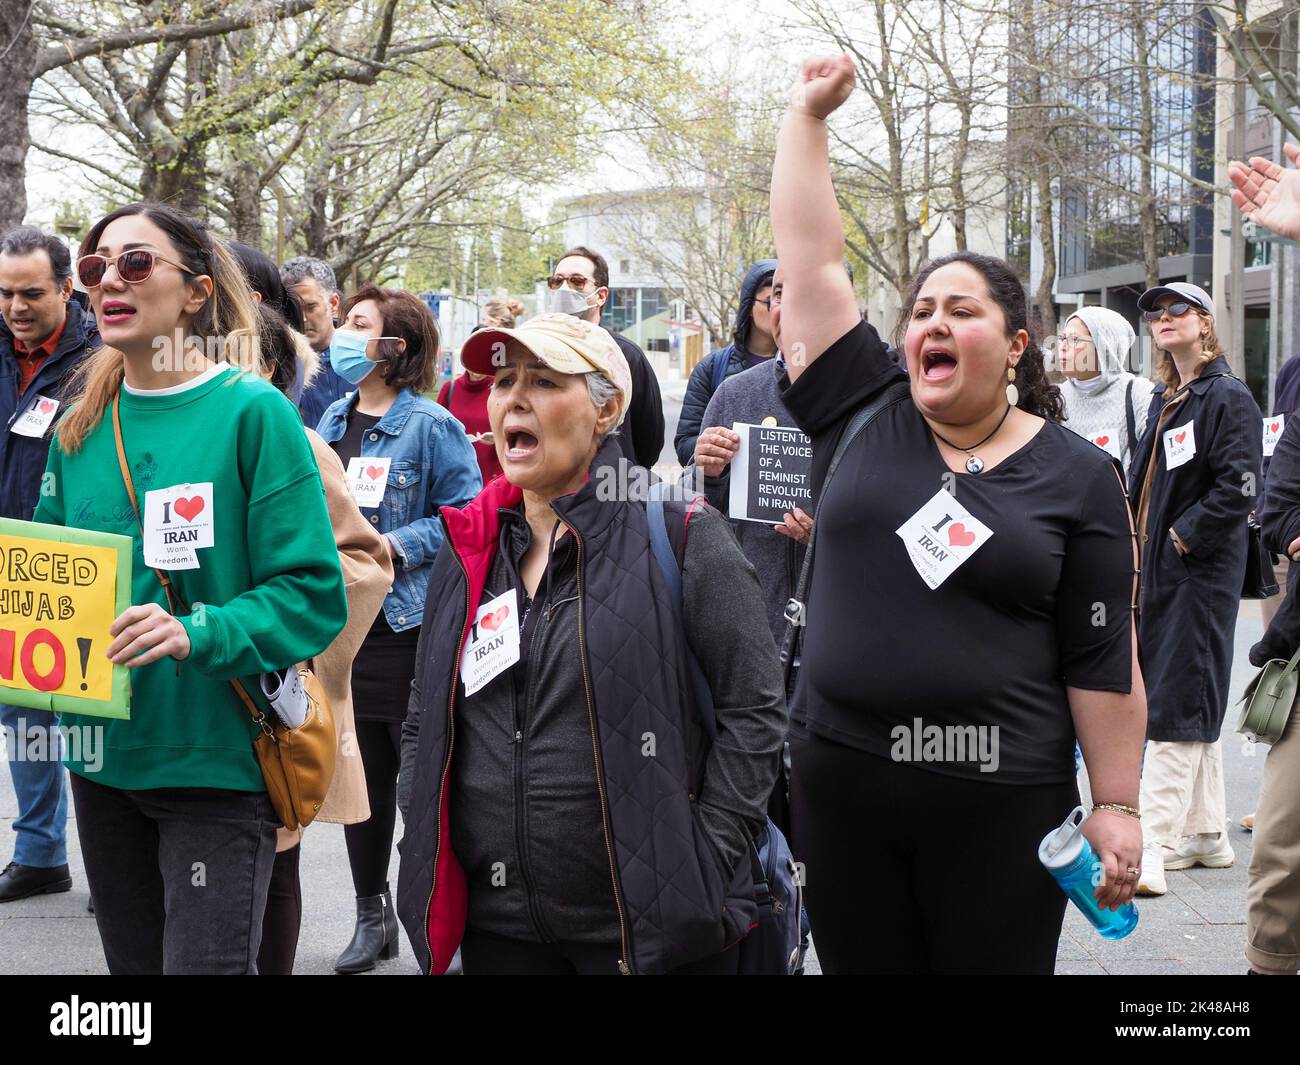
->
xmin=771 ymin=55 xmax=1146 ymax=974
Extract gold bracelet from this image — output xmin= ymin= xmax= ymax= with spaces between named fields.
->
xmin=1093 ymin=802 xmax=1141 ymax=820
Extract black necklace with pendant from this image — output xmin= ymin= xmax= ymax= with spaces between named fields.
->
xmin=930 ymin=404 xmax=1013 ymax=474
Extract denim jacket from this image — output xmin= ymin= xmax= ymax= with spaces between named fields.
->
xmin=317 ymin=388 xmax=481 ymax=631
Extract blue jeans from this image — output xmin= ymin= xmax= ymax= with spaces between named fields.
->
xmin=1 ymin=703 xmax=68 ymax=867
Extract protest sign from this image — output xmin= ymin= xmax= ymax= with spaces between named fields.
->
xmin=0 ymin=518 xmax=132 ymax=718
xmin=727 ymin=422 xmax=814 ymax=524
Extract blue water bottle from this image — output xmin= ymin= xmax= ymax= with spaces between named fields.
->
xmin=1038 ymin=805 xmax=1138 ymax=940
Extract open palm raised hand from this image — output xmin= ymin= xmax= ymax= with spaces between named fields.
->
xmin=788 ymin=53 xmax=857 ymax=121
xmin=1229 ymin=143 xmax=1300 ymax=243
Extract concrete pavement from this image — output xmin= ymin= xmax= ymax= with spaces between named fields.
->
xmin=0 ymin=381 xmax=1273 ymax=974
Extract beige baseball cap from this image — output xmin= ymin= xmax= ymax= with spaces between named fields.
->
xmin=460 ymin=313 xmax=632 ymax=425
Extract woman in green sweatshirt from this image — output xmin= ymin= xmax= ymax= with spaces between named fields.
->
xmin=34 ymin=203 xmax=347 ymax=974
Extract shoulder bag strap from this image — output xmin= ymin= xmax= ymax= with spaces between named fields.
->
xmin=111 ymin=392 xmax=266 ymax=724
xmin=779 ymin=379 xmax=910 ymax=691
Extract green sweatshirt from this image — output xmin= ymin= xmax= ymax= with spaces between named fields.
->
xmin=35 ymin=365 xmax=347 ymax=791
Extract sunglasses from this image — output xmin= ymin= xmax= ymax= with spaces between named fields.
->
xmin=1141 ymin=301 xmax=1197 ymax=322
xmin=76 ymin=250 xmax=197 ymax=288
xmin=546 ymin=273 xmax=595 ymax=290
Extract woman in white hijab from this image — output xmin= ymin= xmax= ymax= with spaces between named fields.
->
xmin=1058 ymin=307 xmax=1156 ymax=476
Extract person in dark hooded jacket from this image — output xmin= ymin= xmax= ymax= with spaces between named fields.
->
xmin=674 ymin=259 xmax=778 ymax=465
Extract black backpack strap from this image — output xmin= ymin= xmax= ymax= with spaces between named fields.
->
xmin=646 ymin=481 xmax=715 ymax=738
xmin=1124 ymin=377 xmax=1136 ymax=461
xmin=779 ymin=380 xmax=910 ymax=692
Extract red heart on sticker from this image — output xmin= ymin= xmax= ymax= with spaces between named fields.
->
xmin=480 ymin=606 xmax=510 ymax=632
xmin=1095 ymin=435 xmax=1110 ymax=447
xmin=366 ymin=465 xmax=385 ymax=480
xmin=174 ymin=496 xmax=204 ymax=522
xmin=1175 ymin=431 xmax=1186 ymax=444
xmin=38 ymin=399 xmax=54 ymax=414
xmin=948 ymin=523 xmax=976 ymax=548
xmin=1271 ymin=422 xmax=1280 ymax=433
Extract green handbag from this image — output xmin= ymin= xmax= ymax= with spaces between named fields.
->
xmin=1237 ymin=642 xmax=1300 ymax=746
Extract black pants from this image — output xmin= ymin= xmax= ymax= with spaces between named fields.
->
xmin=344 ymin=720 xmax=402 ymax=898
xmin=789 ymin=725 xmax=1076 ymax=975
xmin=460 ymin=927 xmax=742 ymax=975
xmin=69 ymin=771 xmax=278 ymax=974
xmin=257 ymin=843 xmax=302 ymax=976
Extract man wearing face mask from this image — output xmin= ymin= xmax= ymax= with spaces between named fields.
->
xmin=546 ymin=247 xmax=664 ymax=469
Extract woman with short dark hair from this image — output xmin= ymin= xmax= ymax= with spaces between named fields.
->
xmin=315 ymin=282 xmax=481 ymax=973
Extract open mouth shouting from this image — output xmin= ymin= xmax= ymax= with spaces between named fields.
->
xmin=100 ymin=299 xmax=138 ymax=326
xmin=504 ymin=424 xmax=540 ymax=462
xmin=921 ymin=347 xmax=959 ymax=383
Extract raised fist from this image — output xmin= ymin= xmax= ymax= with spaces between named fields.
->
xmin=788 ymin=53 xmax=857 ymax=120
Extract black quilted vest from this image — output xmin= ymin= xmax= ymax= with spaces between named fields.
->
xmin=395 ymin=439 xmax=757 ymax=974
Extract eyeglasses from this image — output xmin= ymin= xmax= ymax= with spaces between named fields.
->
xmin=755 ymin=298 xmax=773 ymax=310
xmin=1056 ymin=334 xmax=1094 ymax=348
xmin=1141 ymin=301 xmax=1197 ymax=322
xmin=546 ymin=273 xmax=595 ymax=291
xmin=76 ymin=250 xmax=197 ymax=288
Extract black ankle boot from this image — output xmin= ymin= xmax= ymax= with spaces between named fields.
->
xmin=334 ymin=886 xmax=399 ymax=974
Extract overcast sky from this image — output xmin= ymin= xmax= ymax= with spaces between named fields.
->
xmin=21 ymin=0 xmax=816 ymax=234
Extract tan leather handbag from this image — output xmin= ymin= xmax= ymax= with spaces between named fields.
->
xmin=111 ymin=393 xmax=336 ymax=829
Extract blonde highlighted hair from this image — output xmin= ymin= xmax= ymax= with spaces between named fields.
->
xmin=482 ymin=297 xmax=526 ymax=328
xmin=58 ymin=204 xmax=263 ymax=454
xmin=1153 ymin=310 xmax=1224 ymax=390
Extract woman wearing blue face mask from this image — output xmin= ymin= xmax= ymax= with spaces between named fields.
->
xmin=316 ymin=283 xmax=481 ymax=972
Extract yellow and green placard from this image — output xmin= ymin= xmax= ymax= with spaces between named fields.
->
xmin=0 ymin=518 xmax=133 ymax=719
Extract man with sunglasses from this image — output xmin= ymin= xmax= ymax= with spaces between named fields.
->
xmin=0 ymin=225 xmax=99 ymax=904
xmin=546 ymin=246 xmax=664 ymax=469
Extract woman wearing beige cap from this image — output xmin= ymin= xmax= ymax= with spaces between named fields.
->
xmin=395 ymin=312 xmax=788 ymax=974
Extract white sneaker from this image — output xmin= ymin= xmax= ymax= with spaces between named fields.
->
xmin=1163 ymin=832 xmax=1235 ymax=871
xmin=1137 ymin=845 xmax=1168 ymax=896
xmin=1241 ymin=812 xmax=1255 ymax=832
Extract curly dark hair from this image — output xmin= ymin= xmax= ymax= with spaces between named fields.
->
xmin=896 ymin=251 xmax=1063 ymax=424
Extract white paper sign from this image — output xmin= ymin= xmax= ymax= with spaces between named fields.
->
xmin=895 ymin=488 xmax=994 ymax=590
xmin=1089 ymin=428 xmax=1122 ymax=461
xmin=726 ymin=421 xmax=814 ymax=524
xmin=346 ymin=456 xmax=391 ymax=508
xmin=142 ymin=482 xmax=214 ymax=570
xmin=1162 ymin=421 xmax=1196 ymax=470
xmin=1263 ymin=414 xmax=1285 ymax=458
xmin=10 ymin=394 xmax=58 ymax=438
xmin=459 ymin=588 xmax=521 ymax=696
